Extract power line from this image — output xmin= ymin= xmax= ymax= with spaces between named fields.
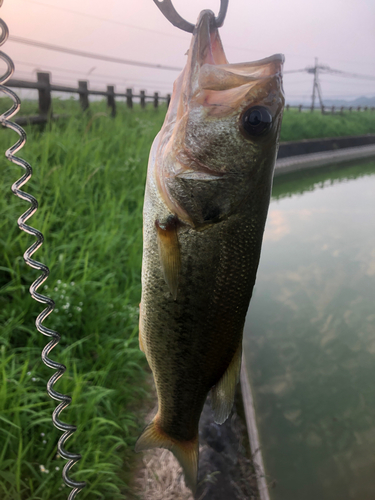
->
xmin=18 ymin=0 xmax=188 ymax=41
xmin=286 ymin=65 xmax=375 ymax=81
xmin=13 ymin=60 xmax=173 ymax=88
xmin=287 ymin=92 xmax=375 ymax=98
xmin=284 ymin=80 xmax=316 ymax=85
xmin=9 ymin=35 xmax=183 ymax=72
xmin=322 ymin=68 xmax=375 ymax=81
xmin=284 ymin=69 xmax=307 ymax=74
xmin=319 ymin=77 xmax=375 ymax=87
xmin=14 ymin=70 xmax=173 ymax=92
xmin=17 ymin=0 xmax=374 ymax=68
xmin=283 ymin=58 xmax=375 ymax=110
xmin=19 ymin=0 xmax=266 ymax=57
xmin=306 ymin=63 xmax=375 ymax=81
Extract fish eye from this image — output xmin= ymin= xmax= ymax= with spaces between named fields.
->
xmin=241 ymin=106 xmax=272 ymax=137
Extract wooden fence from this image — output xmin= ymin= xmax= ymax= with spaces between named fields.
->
xmin=6 ymin=72 xmax=171 ymax=125
xmin=285 ymin=104 xmax=375 ymax=114
xmin=4 ymin=72 xmax=375 ymax=124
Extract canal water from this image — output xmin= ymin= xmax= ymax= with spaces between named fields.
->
xmin=243 ymin=160 xmax=375 ymax=500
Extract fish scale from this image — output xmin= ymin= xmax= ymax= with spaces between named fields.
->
xmin=136 ymin=8 xmax=284 ymax=493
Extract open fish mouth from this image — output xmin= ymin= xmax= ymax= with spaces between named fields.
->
xmin=153 ymin=10 xmax=284 ymax=226
xmin=138 ymin=6 xmax=286 ymax=494
xmin=172 ymin=9 xmax=284 ymax=116
xmin=158 ymin=8 xmax=284 ymax=159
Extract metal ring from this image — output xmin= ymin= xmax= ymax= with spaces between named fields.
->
xmin=153 ymin=0 xmax=229 ymax=33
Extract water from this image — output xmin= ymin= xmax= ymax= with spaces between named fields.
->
xmin=243 ymin=160 xmax=375 ymax=500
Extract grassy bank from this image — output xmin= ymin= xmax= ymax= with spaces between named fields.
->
xmin=1 ymin=96 xmax=375 ymax=141
xmin=1 ymin=99 xmax=375 ymax=499
xmin=0 ymin=103 xmax=165 ymax=499
xmin=279 ymin=108 xmax=375 ymax=141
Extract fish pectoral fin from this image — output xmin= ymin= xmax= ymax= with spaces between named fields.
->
xmin=156 ymin=215 xmax=181 ymax=300
xmin=135 ymin=417 xmax=198 ymax=494
xmin=211 ymin=342 xmax=242 ymax=424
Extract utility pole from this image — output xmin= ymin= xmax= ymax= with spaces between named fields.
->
xmin=309 ymin=58 xmax=324 ymax=113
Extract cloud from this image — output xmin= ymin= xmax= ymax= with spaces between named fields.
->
xmin=264 ymin=209 xmax=291 ymax=242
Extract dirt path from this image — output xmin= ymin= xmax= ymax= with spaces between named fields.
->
xmin=133 ymin=379 xmax=260 ymax=500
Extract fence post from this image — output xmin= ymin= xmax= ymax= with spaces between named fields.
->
xmin=140 ymin=90 xmax=145 ymax=109
xmin=126 ymin=88 xmax=133 ymax=108
xmin=78 ymin=81 xmax=89 ymax=111
xmin=298 ymin=105 xmax=302 ymax=112
xmin=286 ymin=104 xmax=290 ymax=112
xmin=321 ymin=105 xmax=325 ymax=114
xmin=107 ymin=85 xmax=116 ymax=117
xmin=349 ymin=106 xmax=352 ymax=112
xmin=153 ymin=92 xmax=159 ymax=109
xmin=340 ymin=106 xmax=344 ymax=115
xmin=364 ymin=106 xmax=368 ymax=112
xmin=357 ymin=106 xmax=361 ymax=112
xmin=166 ymin=94 xmax=171 ymax=108
xmin=37 ymin=72 xmax=52 ymax=117
xmin=331 ymin=106 xmax=335 ymax=114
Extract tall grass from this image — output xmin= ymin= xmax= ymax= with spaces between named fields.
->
xmin=0 ymin=102 xmax=165 ymax=499
xmin=280 ymin=108 xmax=375 ymax=141
xmin=1 ymin=98 xmax=375 ymax=498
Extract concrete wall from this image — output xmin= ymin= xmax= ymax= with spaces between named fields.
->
xmin=278 ymin=134 xmax=375 ymax=159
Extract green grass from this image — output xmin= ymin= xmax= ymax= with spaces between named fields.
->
xmin=1 ymin=96 xmax=375 ymax=142
xmin=1 ymin=97 xmax=375 ymax=499
xmin=0 ymin=101 xmax=166 ymax=499
xmin=280 ymin=108 xmax=375 ymax=141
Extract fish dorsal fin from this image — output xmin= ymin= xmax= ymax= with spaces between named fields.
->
xmin=135 ymin=416 xmax=199 ymax=493
xmin=155 ymin=215 xmax=181 ymax=300
xmin=211 ymin=342 xmax=242 ymax=424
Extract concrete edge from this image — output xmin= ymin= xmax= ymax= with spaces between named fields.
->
xmin=278 ymin=134 xmax=375 ymax=159
xmin=275 ymin=144 xmax=375 ymax=176
xmin=240 ymin=358 xmax=270 ymax=500
xmin=239 ymin=142 xmax=375 ymax=500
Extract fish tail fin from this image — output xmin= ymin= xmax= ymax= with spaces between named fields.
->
xmin=135 ymin=416 xmax=199 ymax=493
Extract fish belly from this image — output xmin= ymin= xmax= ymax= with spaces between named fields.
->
xmin=140 ymin=177 xmax=265 ymax=443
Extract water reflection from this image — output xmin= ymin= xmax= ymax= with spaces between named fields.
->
xmin=244 ymin=160 xmax=375 ymax=500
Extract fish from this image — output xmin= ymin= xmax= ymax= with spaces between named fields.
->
xmin=135 ymin=9 xmax=284 ymax=493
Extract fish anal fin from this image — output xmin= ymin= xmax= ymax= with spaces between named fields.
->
xmin=211 ymin=342 xmax=242 ymax=424
xmin=135 ymin=416 xmax=198 ymax=493
xmin=155 ymin=215 xmax=181 ymax=300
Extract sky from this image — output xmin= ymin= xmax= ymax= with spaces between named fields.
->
xmin=1 ymin=0 xmax=375 ymax=104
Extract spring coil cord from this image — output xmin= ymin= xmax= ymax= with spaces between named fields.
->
xmin=0 ymin=7 xmax=85 ymax=499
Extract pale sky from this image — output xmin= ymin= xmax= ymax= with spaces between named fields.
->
xmin=2 ymin=0 xmax=375 ymax=104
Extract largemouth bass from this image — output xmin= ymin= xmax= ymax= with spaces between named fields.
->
xmin=136 ymin=9 xmax=284 ymax=492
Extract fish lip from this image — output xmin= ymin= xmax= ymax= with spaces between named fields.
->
xmin=192 ymin=9 xmax=227 ymax=67
xmin=183 ymin=9 xmax=228 ymax=99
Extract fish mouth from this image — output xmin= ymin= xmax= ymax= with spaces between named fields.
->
xmin=186 ymin=10 xmax=284 ymax=100
xmin=154 ymin=10 xmax=285 ymax=225
xmin=193 ymin=9 xmax=228 ymax=66
xmin=164 ymin=10 xmax=229 ymax=123
xmin=164 ymin=9 xmax=284 ymax=129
